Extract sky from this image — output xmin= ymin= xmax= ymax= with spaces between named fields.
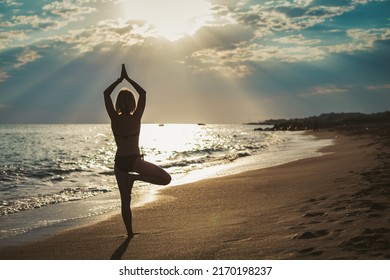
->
xmin=0 ymin=0 xmax=389 ymax=124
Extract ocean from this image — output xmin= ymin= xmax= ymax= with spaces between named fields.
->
xmin=0 ymin=124 xmax=333 ymax=247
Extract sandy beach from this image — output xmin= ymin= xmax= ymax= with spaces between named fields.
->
xmin=0 ymin=131 xmax=389 ymax=260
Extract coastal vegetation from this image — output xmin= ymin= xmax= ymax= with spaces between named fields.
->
xmin=250 ymin=111 xmax=390 ymax=138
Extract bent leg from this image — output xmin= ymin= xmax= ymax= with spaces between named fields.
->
xmin=132 ymin=158 xmax=171 ymax=185
xmin=114 ymin=165 xmax=134 ymax=237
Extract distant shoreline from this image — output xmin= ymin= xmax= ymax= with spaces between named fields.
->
xmin=245 ymin=111 xmax=390 ymax=133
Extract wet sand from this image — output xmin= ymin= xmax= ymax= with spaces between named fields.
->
xmin=0 ymin=131 xmax=389 ymax=259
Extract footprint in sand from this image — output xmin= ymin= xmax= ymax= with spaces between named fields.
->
xmin=297 ymin=247 xmax=324 ymax=257
xmin=339 ymin=227 xmax=390 ymax=257
xmin=298 ymin=247 xmax=315 ymax=253
xmin=302 ymin=211 xmax=327 ymax=218
xmin=293 ymin=230 xmax=330 ymax=240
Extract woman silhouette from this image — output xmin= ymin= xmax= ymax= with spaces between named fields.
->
xmin=104 ymin=64 xmax=171 ymax=238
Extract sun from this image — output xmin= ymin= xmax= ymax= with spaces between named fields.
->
xmin=119 ymin=0 xmax=213 ymax=41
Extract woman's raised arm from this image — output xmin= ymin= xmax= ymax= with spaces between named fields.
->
xmin=103 ymin=77 xmax=123 ymax=119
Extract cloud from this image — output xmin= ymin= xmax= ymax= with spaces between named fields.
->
xmin=1 ymin=0 xmax=22 ymax=7
xmin=1 ymin=0 xmax=389 ymax=82
xmin=299 ymin=85 xmax=349 ymax=97
xmin=347 ymin=28 xmax=390 ymax=44
xmin=42 ymin=0 xmax=96 ymax=19
xmin=14 ymin=48 xmax=42 ymax=68
xmin=235 ymin=7 xmax=301 ymax=37
xmin=188 ymin=40 xmax=328 ymax=77
xmin=324 ymin=28 xmax=390 ymax=54
xmin=273 ymin=34 xmax=321 ymax=45
xmin=53 ymin=18 xmax=149 ymax=53
xmin=366 ymin=84 xmax=390 ymax=91
xmin=0 ymin=70 xmax=10 ymax=83
xmin=227 ymin=0 xmax=386 ymax=37
xmin=229 ymin=1 xmax=355 ymax=36
xmin=6 ymin=14 xmax=65 ymax=30
xmin=184 ymin=1 xmax=390 ymax=77
xmin=1 ymin=0 xmax=97 ymax=33
xmin=187 ymin=43 xmax=255 ymax=78
xmin=0 ymin=30 xmax=28 ymax=50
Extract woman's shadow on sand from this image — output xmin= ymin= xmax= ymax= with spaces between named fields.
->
xmin=110 ymin=234 xmax=137 ymax=260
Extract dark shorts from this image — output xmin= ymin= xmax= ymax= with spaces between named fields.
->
xmin=115 ymin=154 xmax=142 ymax=173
